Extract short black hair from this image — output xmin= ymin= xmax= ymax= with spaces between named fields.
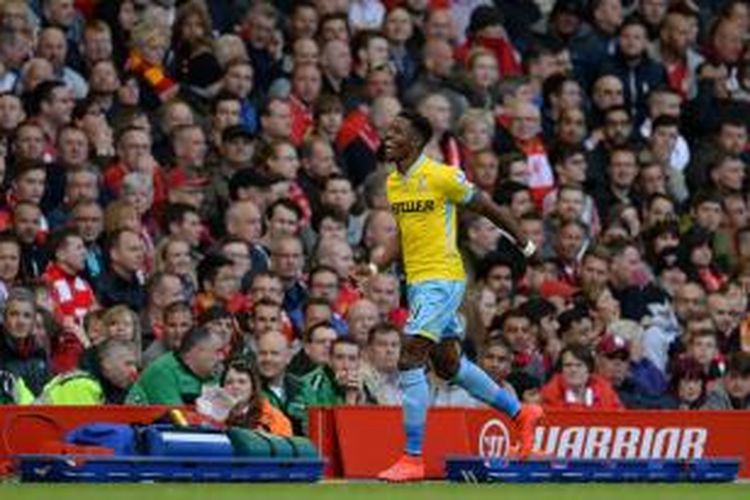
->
xmin=331 ymin=336 xmax=360 ymax=358
xmin=727 ymin=352 xmax=750 ymax=377
xmin=691 ymin=189 xmax=723 ymax=209
xmin=557 ymin=305 xmax=590 ymax=334
xmin=493 ymin=181 xmax=529 ymax=206
xmin=549 ymin=143 xmax=586 ymax=167
xmin=47 ymin=228 xmax=82 ymax=259
xmin=367 ymin=322 xmax=400 ymax=345
xmin=164 ymin=203 xmax=198 ymax=230
xmin=197 ymin=253 xmax=234 ymax=290
xmin=652 ymin=114 xmax=680 ymax=131
xmin=519 ymin=297 xmax=557 ymax=326
xmin=303 ymin=319 xmax=335 ymax=343
xmin=476 ymin=250 xmax=525 ymax=283
xmin=211 ymin=91 xmax=241 ymax=114
xmin=265 ymin=198 xmax=303 ymax=222
xmin=28 ymin=79 xmax=66 ymax=116
xmin=397 ymin=109 xmax=432 ymax=150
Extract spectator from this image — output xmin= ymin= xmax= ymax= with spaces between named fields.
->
xmin=222 ymin=358 xmax=293 ymax=437
xmin=36 ymin=28 xmax=87 ymax=100
xmin=600 ymin=16 xmax=667 ymax=126
xmin=12 ymin=202 xmax=47 ymax=280
xmin=256 ymin=330 xmax=305 ymax=434
xmin=105 ymin=126 xmax=164 ymax=204
xmin=0 ymin=232 xmax=21 ymax=305
xmin=269 ymin=234 xmax=306 ymax=313
xmin=0 ymin=288 xmax=49 ymax=394
xmin=143 ymin=300 xmax=193 ymax=367
xmin=496 ymin=307 xmax=546 ymax=381
xmin=142 ymin=272 xmax=185 ymax=344
xmin=346 ymin=298 xmax=380 ymax=346
xmin=288 ymin=321 xmax=338 ymax=377
xmin=703 ymin=352 xmax=750 ymax=410
xmin=169 ymin=1 xmax=222 ymax=98
xmin=126 ymin=327 xmax=224 ymax=405
xmin=289 ymin=337 xmax=377 ymax=433
xmin=477 ymin=336 xmax=517 ymax=399
xmin=236 ymin=298 xmax=283 ymax=356
xmin=42 ymin=228 xmax=97 ymax=372
xmin=668 ymin=356 xmax=708 ymax=409
xmin=595 ymin=333 xmax=668 ymax=408
xmin=38 ymin=339 xmax=138 ymax=404
xmin=126 ymin=19 xmax=178 ymax=108
xmin=362 ymin=322 xmax=401 ymax=405
xmin=541 ymin=343 xmax=623 ymax=410
xmin=96 ymin=229 xmax=146 ymax=310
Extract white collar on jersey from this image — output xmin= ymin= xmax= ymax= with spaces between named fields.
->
xmin=398 ymin=152 xmax=426 ymax=180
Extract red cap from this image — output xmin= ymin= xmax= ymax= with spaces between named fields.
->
xmin=167 ymin=168 xmax=208 ymax=190
xmin=597 ymin=334 xmax=630 ymax=357
xmin=538 ymin=280 xmax=577 ymax=300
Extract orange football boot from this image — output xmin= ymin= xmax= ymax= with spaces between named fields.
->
xmin=377 ymin=454 xmax=426 ymax=482
xmin=513 ymin=404 xmax=545 ymax=459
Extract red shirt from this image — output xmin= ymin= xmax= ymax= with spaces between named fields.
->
xmin=514 ymin=136 xmax=554 ymax=208
xmin=665 ymin=61 xmax=689 ymax=99
xmin=289 ymin=94 xmax=313 ymax=147
xmin=42 ymin=262 xmax=95 ymax=325
xmin=456 ymin=35 xmax=522 ymax=77
xmin=103 ymin=162 xmax=167 ymax=207
xmin=43 ymin=262 xmax=95 ymax=374
xmin=336 ymin=108 xmax=380 ymax=153
xmin=541 ymin=373 xmax=624 ymax=411
xmin=335 ymin=282 xmax=362 ymax=317
xmin=287 ymin=181 xmax=312 ymax=224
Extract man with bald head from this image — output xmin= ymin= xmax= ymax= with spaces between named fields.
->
xmin=404 ymin=38 xmax=467 ymax=118
xmin=346 ymin=298 xmax=380 ymax=346
xmin=256 ymin=330 xmax=305 ymax=432
xmin=225 ymin=199 xmax=269 ymax=274
xmin=321 ymin=39 xmax=353 ymax=96
xmin=591 ymin=74 xmax=624 ymax=126
xmin=36 ymin=27 xmax=87 ymax=99
xmin=366 ymin=273 xmax=407 ymax=326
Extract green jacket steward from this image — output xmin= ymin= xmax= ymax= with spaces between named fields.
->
xmin=126 ymin=352 xmax=219 ymax=404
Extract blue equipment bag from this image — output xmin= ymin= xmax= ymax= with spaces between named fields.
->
xmin=65 ymin=423 xmax=137 ymax=456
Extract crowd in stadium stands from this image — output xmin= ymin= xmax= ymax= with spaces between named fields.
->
xmin=1 ymin=0 xmax=750 ymax=438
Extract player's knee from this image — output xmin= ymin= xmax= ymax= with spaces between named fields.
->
xmin=398 ymin=335 xmax=434 ymax=370
xmin=430 ymin=339 xmax=462 ymax=380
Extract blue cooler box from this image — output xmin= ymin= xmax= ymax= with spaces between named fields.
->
xmin=142 ymin=427 xmax=234 ymax=457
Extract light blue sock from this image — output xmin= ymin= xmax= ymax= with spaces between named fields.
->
xmin=454 ymin=357 xmax=521 ymax=417
xmin=400 ymin=367 xmax=429 ymax=456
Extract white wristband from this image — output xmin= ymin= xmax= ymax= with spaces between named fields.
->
xmin=522 ymin=240 xmax=536 ymax=258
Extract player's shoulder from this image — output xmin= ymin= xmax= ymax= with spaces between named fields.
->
xmin=421 ymin=156 xmax=453 ymax=178
xmin=425 ymin=158 xmax=470 ymax=185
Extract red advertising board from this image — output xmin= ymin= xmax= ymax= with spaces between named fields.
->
xmin=309 ymin=407 xmax=750 ymax=479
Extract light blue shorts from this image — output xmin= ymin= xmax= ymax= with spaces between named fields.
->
xmin=404 ymin=280 xmax=465 ymax=341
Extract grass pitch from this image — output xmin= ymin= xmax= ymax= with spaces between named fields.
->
xmin=0 ymin=483 xmax=748 ymax=500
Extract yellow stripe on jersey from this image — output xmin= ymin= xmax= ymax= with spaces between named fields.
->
xmin=386 ymin=155 xmax=476 ymax=284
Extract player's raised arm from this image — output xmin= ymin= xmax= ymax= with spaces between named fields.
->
xmin=465 ymin=190 xmax=537 ymax=259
